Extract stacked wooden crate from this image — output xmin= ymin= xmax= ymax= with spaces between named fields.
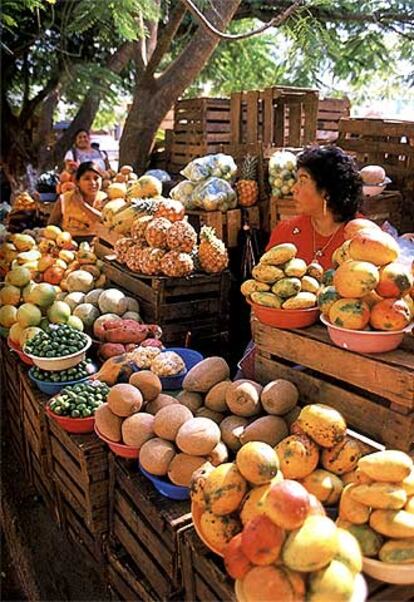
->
xmin=253 ymin=319 xmax=414 ymax=452
xmin=317 ymin=96 xmax=351 ymax=143
xmin=107 ymin=456 xmax=192 ymax=601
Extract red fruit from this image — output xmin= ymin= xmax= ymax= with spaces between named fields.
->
xmin=43 ymin=266 xmax=65 ymax=285
xmin=223 ymin=533 xmax=253 ymax=579
xmin=241 ymin=514 xmax=285 ymax=565
xmin=265 ymin=480 xmax=310 ymax=530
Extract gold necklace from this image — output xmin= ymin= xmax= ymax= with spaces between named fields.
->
xmin=312 ymin=221 xmax=341 ymax=261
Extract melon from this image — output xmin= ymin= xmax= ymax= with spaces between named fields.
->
xmin=66 ymin=315 xmax=84 ymax=331
xmin=84 ymin=288 xmax=104 ymax=306
xmin=16 ymin=303 xmax=42 ymax=328
xmin=64 ymin=291 xmax=86 ymax=311
xmin=168 ymin=454 xmax=207 ymax=487
xmin=66 ymin=270 xmax=94 ymax=293
xmin=5 ymin=266 xmax=32 ymax=288
xmin=98 ymin=289 xmax=127 ymax=315
xmin=153 ymin=404 xmax=193 ymax=441
xmin=0 ymin=285 xmax=21 ymax=306
xmin=376 ymin=262 xmax=413 ymax=298
xmin=95 ymin=403 xmax=123 ymax=442
xmin=27 ymin=283 xmax=57 ymax=308
xmin=107 ymin=383 xmax=143 ymax=417
xmin=0 ymin=305 xmax=17 ymax=327
xmin=73 ymin=303 xmax=100 ymax=328
xmin=129 ymin=371 xmax=162 ymax=401
xmin=47 ymin=301 xmax=71 ymax=324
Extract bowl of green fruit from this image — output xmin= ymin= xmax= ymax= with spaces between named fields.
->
xmin=29 ymin=359 xmax=97 ymax=395
xmin=23 ymin=324 xmax=92 ymax=371
xmin=46 ymin=380 xmax=110 ymax=433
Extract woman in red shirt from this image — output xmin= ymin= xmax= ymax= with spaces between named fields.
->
xmin=267 ymin=145 xmax=363 ymax=270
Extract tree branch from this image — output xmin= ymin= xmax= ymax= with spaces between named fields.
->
xmin=19 ymin=72 xmax=61 ymax=127
xmin=146 ymin=2 xmax=187 ymax=76
xmin=181 ymin=0 xmax=304 ymax=40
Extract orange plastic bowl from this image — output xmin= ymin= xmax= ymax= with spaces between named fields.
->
xmin=46 ymin=401 xmax=95 ymax=434
xmin=94 ymin=425 xmax=140 ymax=458
xmin=8 ymin=337 xmax=34 ymax=365
xmin=249 ymin=301 xmax=319 ymax=329
xmin=320 ymin=315 xmax=412 ymax=354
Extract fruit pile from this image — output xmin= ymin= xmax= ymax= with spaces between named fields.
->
xmin=268 ymin=150 xmax=297 ymax=198
xmin=31 ymin=359 xmax=96 ymax=382
xmin=49 ymin=381 xmax=110 ymax=418
xmin=317 ymin=219 xmax=414 ymax=331
xmin=241 ymin=243 xmax=324 ymax=309
xmin=337 ymin=450 xmax=414 ymax=564
xmin=23 ymin=324 xmax=88 ymax=358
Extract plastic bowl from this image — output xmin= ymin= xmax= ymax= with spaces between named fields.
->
xmin=249 ymin=301 xmax=319 ymax=329
xmin=94 ymin=425 xmax=140 ymax=458
xmin=320 ymin=315 xmax=412 ymax=354
xmin=46 ymin=401 xmax=95 ymax=434
xmin=157 ymin=347 xmax=204 ymax=390
xmin=8 ymin=337 xmax=34 ymax=365
xmin=28 ymin=368 xmax=93 ymax=396
xmin=24 ymin=335 xmax=92 ymax=371
xmin=362 ymin=177 xmax=391 ymax=198
xmin=139 ymin=464 xmax=190 ymax=500
xmin=363 ymin=557 xmax=414 ymax=584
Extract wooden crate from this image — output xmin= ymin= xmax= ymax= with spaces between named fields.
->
xmin=180 ymin=528 xmax=235 ymax=602
xmin=109 ymin=456 xmax=192 ymax=600
xmin=106 ymin=545 xmax=161 ymax=602
xmin=366 ymin=575 xmax=414 ymax=601
xmin=0 ymin=340 xmax=27 ymax=468
xmin=230 ymin=86 xmax=319 ymax=148
xmin=93 ymin=246 xmax=231 ymax=348
xmin=254 ymin=320 xmax=414 ymax=451
xmin=186 ymin=207 xmax=260 ymax=248
xmin=269 ymin=190 xmax=403 ymax=230
xmin=45 ymin=413 xmax=109 ymax=538
xmin=317 ymin=96 xmax=351 ymax=143
xmin=168 ymin=97 xmax=231 ymax=173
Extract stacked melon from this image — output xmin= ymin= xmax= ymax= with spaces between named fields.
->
xmin=317 ymin=218 xmax=414 ymax=331
xmin=337 ymin=450 xmax=414 ymax=564
xmin=241 ymin=243 xmax=323 ymax=309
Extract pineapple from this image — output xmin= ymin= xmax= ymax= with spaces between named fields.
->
xmin=161 ymin=251 xmax=194 ymax=277
xmin=198 ymin=226 xmax=229 ymax=274
xmin=114 ymin=237 xmax=135 ymax=264
xmin=154 ymin=198 xmax=185 ymax=222
xmin=125 ymin=245 xmax=147 ymax=273
xmin=131 ymin=215 xmax=153 ymax=242
xmin=140 ymin=247 xmax=166 ymax=276
xmin=145 ymin=217 xmax=171 ymax=249
xmin=166 ymin=219 xmax=197 ymax=253
xmin=236 ymin=154 xmax=259 ymax=207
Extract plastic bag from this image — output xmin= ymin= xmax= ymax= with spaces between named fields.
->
xmin=170 ymin=180 xmax=197 ymax=209
xmin=382 ymin=221 xmax=414 ymax=268
xmin=191 ymin=177 xmax=237 ymax=212
xmin=181 ymin=153 xmax=237 ymax=182
xmin=268 ymin=150 xmax=297 ymax=198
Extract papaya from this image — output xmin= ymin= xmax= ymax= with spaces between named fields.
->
xmin=339 ymin=484 xmax=371 ymax=525
xmin=236 ymin=441 xmax=279 ymax=485
xmin=203 ymin=463 xmax=248 ymax=515
xmin=240 ymin=279 xmax=270 ymax=297
xmin=308 ymin=560 xmax=355 ymax=602
xmin=344 ymin=218 xmax=381 ymax=241
xmin=376 ymin=262 xmax=413 ymax=298
xmin=379 ymin=539 xmax=414 ymax=564
xmin=272 ymin=277 xmax=301 ymax=299
xmin=370 ymin=509 xmax=414 ymax=538
xmin=349 ymin=230 xmax=400 ymax=266
xmin=369 ymin=297 xmax=411 ymax=331
xmin=321 ymin=436 xmax=362 ymax=475
xmin=252 ymin=264 xmax=285 ymax=284
xmin=239 ymin=477 xmax=283 ymax=526
xmin=301 ymin=469 xmax=343 ymax=505
xmin=337 ymin=520 xmax=384 ymax=557
xmin=284 ymin=257 xmax=307 ymax=278
xmin=334 ymin=260 xmax=379 ymax=298
xmin=190 ymin=461 xmax=215 ymax=508
xmin=306 ymin=261 xmax=324 ymax=281
xmin=200 ymin=511 xmax=242 ymax=550
xmin=261 ymin=243 xmax=297 ymax=266
xmin=282 ymin=291 xmax=316 ymax=309
xmin=300 ymin=275 xmax=320 ymax=294
xmin=297 ymin=404 xmax=347 ymax=448
xmin=275 ymin=434 xmax=319 ymax=480
xmin=332 ymin=240 xmax=352 ymax=266
xmin=350 ymin=483 xmax=407 ymax=510
xmin=358 ymin=450 xmax=413 ymax=482
xmin=317 ymin=285 xmax=341 ymax=316
xmin=250 ymin=291 xmax=282 ymax=308
xmin=334 ymin=528 xmax=363 ymax=574
xmin=329 ymin=297 xmax=370 ymax=330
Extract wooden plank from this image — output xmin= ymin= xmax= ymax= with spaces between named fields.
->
xmin=254 ymin=322 xmax=414 ymax=409
xmin=230 ymin=92 xmax=242 ymax=144
xmin=338 ymin=138 xmax=414 ymax=157
xmin=288 ymin=102 xmax=302 ymax=147
xmin=339 ymin=118 xmax=414 ymax=138
xmin=255 ymin=353 xmax=414 ymax=451
xmin=107 ymin=546 xmax=159 ymax=602
xmin=246 ymin=90 xmax=259 ymax=144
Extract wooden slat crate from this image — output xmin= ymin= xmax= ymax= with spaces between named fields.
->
xmin=180 ymin=528 xmax=235 ymax=602
xmin=106 ymin=545 xmax=160 ymax=602
xmin=93 ymin=245 xmax=231 ymax=348
xmin=317 ymin=96 xmax=351 ymax=143
xmin=186 ymin=207 xmax=260 ymax=248
xmin=168 ymin=97 xmax=231 ymax=173
xmin=0 ymin=341 xmax=27 ymax=468
xmin=230 ymin=86 xmax=319 ymax=149
xmin=269 ymin=190 xmax=403 ymax=230
xmin=366 ymin=575 xmax=414 ymax=601
xmin=45 ymin=413 xmax=109 ymax=538
xmin=254 ymin=320 xmax=414 ymax=451
xmin=109 ymin=456 xmax=192 ymax=600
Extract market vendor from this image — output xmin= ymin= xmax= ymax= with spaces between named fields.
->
xmin=266 ymin=145 xmax=363 ymax=270
xmin=48 ymin=161 xmax=106 ymax=238
xmin=64 ymin=128 xmax=108 ymax=173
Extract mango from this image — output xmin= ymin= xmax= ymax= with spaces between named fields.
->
xmin=282 ymin=515 xmax=338 ymax=572
xmin=308 ymin=560 xmax=355 ymax=602
xmin=358 ymin=450 xmax=413 ymax=482
xmin=379 ymin=539 xmax=414 ymax=564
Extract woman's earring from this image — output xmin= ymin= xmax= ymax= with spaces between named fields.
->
xmin=323 ymin=199 xmax=327 ymax=216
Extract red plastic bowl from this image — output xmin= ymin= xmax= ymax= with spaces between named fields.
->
xmin=94 ymin=425 xmax=140 ymax=458
xmin=46 ymin=402 xmax=95 ymax=434
xmin=249 ymin=301 xmax=319 ymax=329
xmin=8 ymin=337 xmax=34 ymax=365
xmin=320 ymin=314 xmax=412 ymax=354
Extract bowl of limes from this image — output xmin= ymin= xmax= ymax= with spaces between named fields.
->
xmin=23 ymin=324 xmax=92 ymax=371
xmin=29 ymin=359 xmax=97 ymax=395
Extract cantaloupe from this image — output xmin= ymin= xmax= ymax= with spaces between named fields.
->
xmin=176 ymin=390 xmax=203 ymax=412
xmin=122 ymin=412 xmax=155 ymax=447
xmin=95 ymin=403 xmax=123 ymax=442
xmin=182 ymin=357 xmax=230 ymax=392
xmin=220 ymin=416 xmax=249 ymax=451
xmin=168 ymin=453 xmax=207 ymax=487
xmin=139 ymin=438 xmax=176 ymax=476
xmin=146 ymin=393 xmax=178 ymax=415
xmin=107 ymin=383 xmax=143 ymax=417
xmin=239 ymin=416 xmax=288 ymax=447
xmin=176 ymin=417 xmax=221 ymax=456
xmin=260 ymin=380 xmax=299 ymax=415
xmin=205 ymin=380 xmax=232 ymax=412
xmin=129 ymin=370 xmax=162 ymax=401
xmin=153 ymin=404 xmax=193 ymax=441
xmin=226 ymin=380 xmax=262 ymax=417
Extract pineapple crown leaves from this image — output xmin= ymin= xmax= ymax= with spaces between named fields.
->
xmin=240 ymin=154 xmax=258 ymax=181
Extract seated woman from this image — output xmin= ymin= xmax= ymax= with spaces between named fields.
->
xmin=267 ymin=145 xmax=363 ymax=270
xmin=64 ymin=129 xmax=108 ymax=173
xmin=48 ymin=161 xmax=107 ymax=239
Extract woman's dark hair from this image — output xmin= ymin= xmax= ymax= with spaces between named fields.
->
xmin=297 ymin=145 xmax=363 ymax=222
xmin=73 ymin=128 xmax=90 ymax=140
xmin=75 ymin=161 xmax=103 ymax=180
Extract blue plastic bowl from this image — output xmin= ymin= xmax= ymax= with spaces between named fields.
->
xmin=139 ymin=464 xmax=190 ymax=500
xmin=28 ymin=368 xmax=92 ymax=395
xmin=158 ymin=347 xmax=204 ymax=390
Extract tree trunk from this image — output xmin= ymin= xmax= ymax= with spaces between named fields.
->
xmin=37 ymin=86 xmax=62 ymax=170
xmin=119 ymin=0 xmax=242 ymax=171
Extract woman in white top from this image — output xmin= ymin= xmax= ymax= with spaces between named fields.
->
xmin=64 ymin=129 xmax=108 ymax=173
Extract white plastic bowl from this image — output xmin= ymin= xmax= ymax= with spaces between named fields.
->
xmin=362 ymin=177 xmax=391 ymax=197
xmin=363 ymin=557 xmax=414 ymax=584
xmin=24 ymin=335 xmax=92 ymax=371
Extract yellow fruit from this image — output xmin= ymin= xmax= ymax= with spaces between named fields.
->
xmin=236 ymin=442 xmax=279 ymax=485
xmin=282 ymin=515 xmax=338 ymax=572
xmin=203 ymin=463 xmax=248 ymax=515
